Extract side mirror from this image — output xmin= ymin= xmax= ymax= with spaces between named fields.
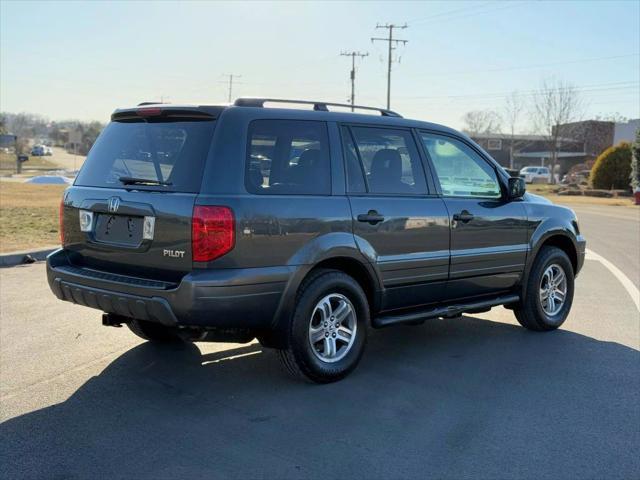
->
xmin=508 ymin=177 xmax=526 ymax=199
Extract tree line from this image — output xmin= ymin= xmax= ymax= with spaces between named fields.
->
xmin=460 ymin=77 xmax=628 ymax=183
xmin=0 ymin=112 xmax=105 ymax=156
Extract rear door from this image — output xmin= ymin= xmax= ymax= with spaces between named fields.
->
xmin=62 ymin=112 xmax=217 ymax=281
xmin=418 ymin=131 xmax=529 ymax=300
xmin=342 ymin=125 xmax=450 ymax=312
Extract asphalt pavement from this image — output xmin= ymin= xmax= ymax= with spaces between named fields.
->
xmin=1 ymin=204 xmax=638 ymax=479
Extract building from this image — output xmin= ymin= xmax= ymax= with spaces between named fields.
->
xmin=473 ymin=118 xmax=638 ymax=178
xmin=613 ymin=119 xmax=640 ymax=144
xmin=555 ymin=120 xmax=614 ymax=159
xmin=471 ymin=133 xmax=585 ymax=174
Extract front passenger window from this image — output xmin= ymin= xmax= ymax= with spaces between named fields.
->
xmin=420 ymin=133 xmax=501 ymax=198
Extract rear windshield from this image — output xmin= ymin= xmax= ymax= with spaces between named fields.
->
xmin=74 ymin=119 xmax=216 ymax=192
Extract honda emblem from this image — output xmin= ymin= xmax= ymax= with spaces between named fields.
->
xmin=108 ymin=196 xmax=121 ymax=213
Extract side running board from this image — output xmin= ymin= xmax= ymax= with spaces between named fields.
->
xmin=372 ymin=294 xmax=520 ymax=328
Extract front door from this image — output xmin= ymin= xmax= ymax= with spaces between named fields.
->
xmin=341 ymin=125 xmax=450 ymax=312
xmin=419 ymin=131 xmax=529 ymax=301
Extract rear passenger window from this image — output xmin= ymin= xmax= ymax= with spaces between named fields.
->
xmin=246 ymin=120 xmax=331 ymax=195
xmin=349 ymin=127 xmax=427 ymax=195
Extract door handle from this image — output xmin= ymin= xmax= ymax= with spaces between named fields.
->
xmin=453 ymin=210 xmax=474 ymax=223
xmin=357 ymin=210 xmax=385 ymax=225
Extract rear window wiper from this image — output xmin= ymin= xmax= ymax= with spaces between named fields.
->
xmin=119 ymin=176 xmax=172 ymax=186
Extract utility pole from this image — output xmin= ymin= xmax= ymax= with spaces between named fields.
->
xmin=371 ymin=23 xmax=408 ymax=109
xmin=222 ymin=74 xmax=241 ymax=103
xmin=340 ymin=51 xmax=368 ymax=111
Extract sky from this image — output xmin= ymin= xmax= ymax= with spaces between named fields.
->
xmin=1 ymin=0 xmax=638 ymax=131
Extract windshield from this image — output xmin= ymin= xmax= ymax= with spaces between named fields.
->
xmin=74 ymin=119 xmax=216 ymax=192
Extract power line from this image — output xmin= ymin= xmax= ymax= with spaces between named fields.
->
xmin=371 ymin=23 xmax=408 ymax=109
xmin=340 ymin=51 xmax=369 ymax=111
xmin=409 ymin=1 xmax=526 ymax=26
xmin=418 ymin=53 xmax=640 ymax=79
xmin=221 ymin=73 xmax=242 ymax=103
xmin=398 ymin=81 xmax=640 ymax=101
xmin=409 ymin=1 xmax=497 ymax=24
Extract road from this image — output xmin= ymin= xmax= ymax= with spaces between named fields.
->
xmin=1 ymin=204 xmax=638 ymax=479
xmin=571 ymin=204 xmax=639 ymax=285
xmin=49 ymin=146 xmax=86 ymax=172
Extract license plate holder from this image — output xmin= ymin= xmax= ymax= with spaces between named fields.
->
xmin=94 ymin=214 xmax=143 ymax=246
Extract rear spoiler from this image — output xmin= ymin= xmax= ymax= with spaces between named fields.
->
xmin=111 ymin=105 xmax=224 ymax=122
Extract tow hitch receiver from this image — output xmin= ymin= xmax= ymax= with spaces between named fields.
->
xmin=102 ymin=313 xmax=127 ymax=328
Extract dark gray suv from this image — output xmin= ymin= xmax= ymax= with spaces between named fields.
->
xmin=47 ymin=98 xmax=586 ymax=383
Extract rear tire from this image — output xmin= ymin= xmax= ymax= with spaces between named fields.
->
xmin=514 ymin=246 xmax=574 ymax=331
xmin=127 ymin=319 xmax=183 ymax=343
xmin=277 ymin=269 xmax=369 ymax=383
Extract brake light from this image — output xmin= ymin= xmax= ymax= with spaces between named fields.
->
xmin=192 ymin=206 xmax=235 ymax=262
xmin=59 ymin=198 xmax=65 ymax=245
xmin=136 ymin=107 xmax=163 ymax=117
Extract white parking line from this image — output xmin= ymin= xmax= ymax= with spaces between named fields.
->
xmin=586 ymin=248 xmax=640 ymax=312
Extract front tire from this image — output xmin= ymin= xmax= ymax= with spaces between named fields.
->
xmin=278 ymin=269 xmax=369 ymax=383
xmin=514 ymin=246 xmax=574 ymax=331
xmin=127 ymin=319 xmax=183 ymax=342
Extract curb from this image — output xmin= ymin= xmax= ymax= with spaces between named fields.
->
xmin=0 ymin=246 xmax=59 ymax=268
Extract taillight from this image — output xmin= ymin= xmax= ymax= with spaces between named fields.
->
xmin=59 ymin=198 xmax=65 ymax=245
xmin=192 ymin=206 xmax=235 ymax=262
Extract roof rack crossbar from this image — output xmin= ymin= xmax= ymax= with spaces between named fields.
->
xmin=233 ymin=98 xmax=402 ymax=117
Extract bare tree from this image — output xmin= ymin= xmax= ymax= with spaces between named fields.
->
xmin=595 ymin=112 xmax=628 ymax=123
xmin=461 ymin=110 xmax=502 ymax=135
xmin=503 ymin=91 xmax=526 ymax=169
xmin=532 ymin=78 xmax=583 ymax=183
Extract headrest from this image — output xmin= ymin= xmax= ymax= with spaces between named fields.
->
xmin=298 ymin=149 xmax=321 ymax=168
xmin=371 ymin=149 xmax=402 ymax=178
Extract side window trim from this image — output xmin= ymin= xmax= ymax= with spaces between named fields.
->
xmin=340 ymin=125 xmax=370 ymax=193
xmin=339 ymin=122 xmax=432 ymax=197
xmin=327 ymin=121 xmax=346 ymax=196
xmin=411 ymin=128 xmax=439 ymax=196
xmin=417 ymin=129 xmax=506 ymax=200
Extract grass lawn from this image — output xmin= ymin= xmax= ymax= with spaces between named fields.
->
xmin=0 ymin=182 xmax=65 ymax=253
xmin=526 ymin=184 xmax=637 ymax=208
xmin=0 ymin=152 xmax=58 ymax=174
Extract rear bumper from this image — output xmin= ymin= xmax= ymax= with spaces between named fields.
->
xmin=46 ymin=249 xmax=291 ymax=329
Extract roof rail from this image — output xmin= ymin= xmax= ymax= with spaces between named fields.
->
xmin=233 ymin=98 xmax=402 ymax=118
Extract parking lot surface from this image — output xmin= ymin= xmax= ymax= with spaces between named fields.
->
xmin=1 ymin=204 xmax=638 ymax=479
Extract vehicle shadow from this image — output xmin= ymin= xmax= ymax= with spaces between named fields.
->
xmin=1 ymin=316 xmax=639 ymax=480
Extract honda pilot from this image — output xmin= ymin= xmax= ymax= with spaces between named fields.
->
xmin=47 ymin=98 xmax=586 ymax=383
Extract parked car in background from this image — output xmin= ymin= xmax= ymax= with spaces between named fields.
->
xmin=44 ymin=146 xmax=53 ymax=156
xmin=31 ymin=145 xmax=46 ymax=156
xmin=520 ymin=166 xmax=551 ymax=184
xmin=47 ymin=98 xmax=585 ymax=383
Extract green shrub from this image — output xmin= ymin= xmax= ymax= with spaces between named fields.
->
xmin=631 ymin=129 xmax=640 ymax=190
xmin=590 ymin=142 xmax=632 ymax=190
